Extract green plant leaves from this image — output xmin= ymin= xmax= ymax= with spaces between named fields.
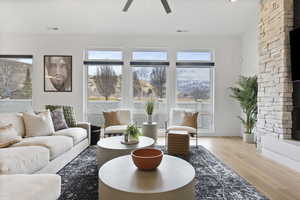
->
xmin=230 ymin=76 xmax=258 ymax=135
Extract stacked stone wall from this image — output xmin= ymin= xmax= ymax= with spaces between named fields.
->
xmin=257 ymin=0 xmax=294 ymax=140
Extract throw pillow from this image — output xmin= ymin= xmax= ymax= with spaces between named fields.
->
xmin=103 ymin=111 xmax=121 ymax=128
xmin=23 ymin=110 xmax=55 ymax=137
xmin=181 ymin=112 xmax=199 ymax=129
xmin=0 ymin=124 xmax=22 ymax=148
xmin=50 ymin=108 xmax=69 ymax=131
xmin=45 ymin=105 xmax=77 ymax=127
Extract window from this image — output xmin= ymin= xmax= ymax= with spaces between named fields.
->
xmin=131 ymin=51 xmax=168 ymax=127
xmin=85 ymin=50 xmax=123 ymax=126
xmin=132 ymin=51 xmax=167 ymax=61
xmin=86 ymin=50 xmax=123 ymax=101
xmin=87 ymin=50 xmax=122 ymax=60
xmin=177 ymin=51 xmax=212 ymax=62
xmin=131 ymin=51 xmax=168 ymax=102
xmin=133 ymin=66 xmax=167 ymax=101
xmin=0 ymin=56 xmax=33 ymax=100
xmin=176 ymin=51 xmax=214 ymax=131
xmin=177 ymin=68 xmax=211 ymax=102
xmin=87 ymin=65 xmax=122 ymax=101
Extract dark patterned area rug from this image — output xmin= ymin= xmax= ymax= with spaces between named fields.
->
xmin=58 ymin=146 xmax=268 ymax=200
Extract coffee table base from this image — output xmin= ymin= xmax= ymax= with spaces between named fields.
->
xmin=99 ymin=179 xmax=195 ymax=200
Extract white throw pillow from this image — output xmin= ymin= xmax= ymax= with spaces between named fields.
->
xmin=0 ymin=124 xmax=22 ymax=148
xmin=23 ymin=110 xmax=55 ymax=137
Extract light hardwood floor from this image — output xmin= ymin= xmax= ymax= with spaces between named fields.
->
xmin=157 ymin=137 xmax=300 ymax=200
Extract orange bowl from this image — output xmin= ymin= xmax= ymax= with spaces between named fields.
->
xmin=131 ymin=148 xmax=163 ymax=170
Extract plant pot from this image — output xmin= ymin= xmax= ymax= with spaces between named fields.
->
xmin=147 ymin=115 xmax=153 ymax=124
xmin=243 ymin=133 xmax=254 ymax=143
xmin=122 ymin=134 xmax=139 ymax=145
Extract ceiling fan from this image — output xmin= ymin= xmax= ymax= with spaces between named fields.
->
xmin=123 ymin=0 xmax=172 ymax=14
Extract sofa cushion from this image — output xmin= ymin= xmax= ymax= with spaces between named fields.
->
xmin=0 ymin=124 xmax=22 ymax=148
xmin=50 ymin=108 xmax=68 ymax=131
xmin=0 ymin=174 xmax=61 ymax=200
xmin=12 ymin=136 xmax=73 ymax=160
xmin=0 ymin=113 xmax=25 ymax=137
xmin=46 ymin=105 xmax=77 ymax=127
xmin=0 ymin=146 xmax=49 ymax=174
xmin=104 ymin=125 xmax=127 ymax=134
xmin=23 ymin=111 xmax=55 ymax=137
xmin=54 ymin=128 xmax=87 ymax=145
xmin=167 ymin=125 xmax=197 ymax=134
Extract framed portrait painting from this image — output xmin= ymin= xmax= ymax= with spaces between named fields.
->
xmin=44 ymin=55 xmax=72 ymax=92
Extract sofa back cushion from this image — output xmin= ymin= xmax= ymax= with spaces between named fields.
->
xmin=23 ymin=111 xmax=55 ymax=137
xmin=45 ymin=105 xmax=77 ymax=127
xmin=50 ymin=108 xmax=69 ymax=131
xmin=0 ymin=124 xmax=22 ymax=148
xmin=0 ymin=113 xmax=25 ymax=137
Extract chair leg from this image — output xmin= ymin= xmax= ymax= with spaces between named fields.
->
xmin=196 ymin=129 xmax=198 ymax=148
xmin=165 ymin=131 xmax=168 ymax=151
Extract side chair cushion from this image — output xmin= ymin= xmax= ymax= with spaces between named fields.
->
xmin=167 ymin=126 xmax=197 ymax=134
xmin=104 ymin=125 xmax=127 ymax=134
xmin=181 ymin=112 xmax=198 ymax=129
xmin=103 ymin=111 xmax=121 ymax=128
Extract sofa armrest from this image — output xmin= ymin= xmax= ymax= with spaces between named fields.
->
xmin=77 ymin=122 xmax=91 ymax=145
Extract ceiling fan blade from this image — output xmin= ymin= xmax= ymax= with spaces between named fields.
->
xmin=123 ymin=0 xmax=134 ymax=12
xmin=161 ymin=0 xmax=172 ymax=14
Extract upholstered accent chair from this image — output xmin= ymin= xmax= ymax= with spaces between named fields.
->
xmin=103 ymin=109 xmax=132 ymax=137
xmin=165 ymin=108 xmax=199 ymax=147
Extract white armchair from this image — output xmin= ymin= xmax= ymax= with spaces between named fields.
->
xmin=165 ymin=108 xmax=199 ymax=146
xmin=103 ymin=109 xmax=132 ymax=137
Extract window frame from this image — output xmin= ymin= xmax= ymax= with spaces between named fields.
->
xmin=130 ymin=49 xmax=169 ymax=102
xmin=85 ymin=49 xmax=124 ymax=102
xmin=175 ymin=50 xmax=215 ymax=132
xmin=84 ymin=48 xmax=215 ymax=133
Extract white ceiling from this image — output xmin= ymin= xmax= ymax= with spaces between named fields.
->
xmin=0 ymin=0 xmax=259 ymax=36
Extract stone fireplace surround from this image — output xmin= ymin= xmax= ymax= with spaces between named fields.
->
xmin=257 ymin=0 xmax=300 ymax=172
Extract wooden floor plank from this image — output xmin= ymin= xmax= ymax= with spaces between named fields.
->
xmin=157 ymin=136 xmax=300 ymax=200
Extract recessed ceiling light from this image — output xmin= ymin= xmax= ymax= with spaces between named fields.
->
xmin=229 ymin=0 xmax=238 ymax=2
xmin=177 ymin=29 xmax=189 ymax=33
xmin=47 ymin=27 xmax=59 ymax=31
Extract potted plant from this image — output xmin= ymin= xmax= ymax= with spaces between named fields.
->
xmin=230 ymin=76 xmax=258 ymax=143
xmin=124 ymin=124 xmax=141 ymax=143
xmin=145 ymin=100 xmax=154 ymax=124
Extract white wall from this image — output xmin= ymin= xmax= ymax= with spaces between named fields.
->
xmin=239 ymin=11 xmax=259 ymax=136
xmin=0 ymin=33 xmax=242 ymax=136
xmin=241 ymin=20 xmax=259 ymax=76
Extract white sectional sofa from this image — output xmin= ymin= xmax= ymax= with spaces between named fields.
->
xmin=0 ymin=112 xmax=91 ymax=174
xmin=0 ymin=174 xmax=61 ymax=200
xmin=0 ymin=112 xmax=91 ymax=200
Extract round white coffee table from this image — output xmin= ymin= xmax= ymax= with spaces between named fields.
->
xmin=98 ymin=155 xmax=195 ymax=200
xmin=96 ymin=136 xmax=155 ymax=167
xmin=142 ymin=122 xmax=158 ymax=142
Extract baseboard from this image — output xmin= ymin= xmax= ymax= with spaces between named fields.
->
xmin=35 ymin=139 xmax=89 ymax=174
